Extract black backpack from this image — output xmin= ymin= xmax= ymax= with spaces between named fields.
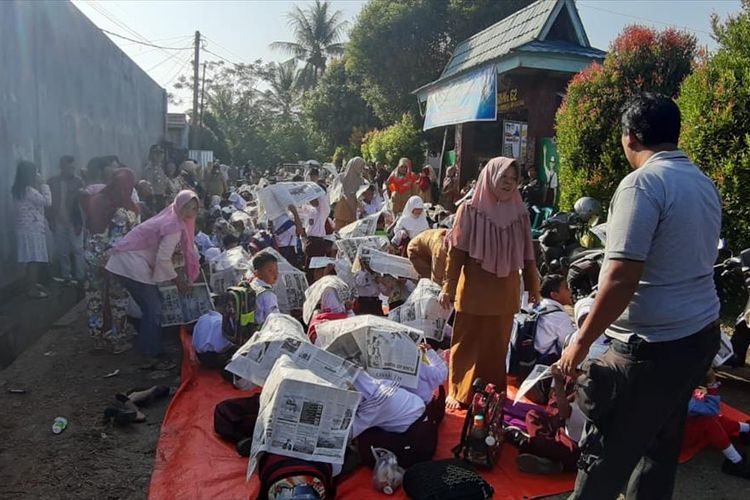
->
xmin=224 ymin=285 xmax=258 ymax=345
xmin=508 ymin=308 xmax=558 ymax=377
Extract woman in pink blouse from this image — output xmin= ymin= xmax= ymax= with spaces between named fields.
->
xmin=106 ymin=190 xmax=200 ymax=361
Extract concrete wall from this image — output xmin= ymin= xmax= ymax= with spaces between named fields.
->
xmin=0 ymin=1 xmax=166 ymax=288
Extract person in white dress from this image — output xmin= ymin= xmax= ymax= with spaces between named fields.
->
xmin=12 ymin=160 xmax=52 ymax=298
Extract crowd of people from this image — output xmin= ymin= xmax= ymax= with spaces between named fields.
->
xmin=10 ymin=92 xmax=749 ymax=497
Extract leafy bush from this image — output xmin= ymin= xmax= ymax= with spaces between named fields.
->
xmin=361 ymin=114 xmax=424 ymax=167
xmin=555 ymin=26 xmax=696 ymax=209
xmin=679 ymin=1 xmax=750 ymax=249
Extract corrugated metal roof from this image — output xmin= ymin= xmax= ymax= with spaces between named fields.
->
xmin=440 ymin=0 xmax=558 ymax=80
xmin=516 ymin=40 xmax=606 ymax=59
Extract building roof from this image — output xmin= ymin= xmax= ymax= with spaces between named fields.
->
xmin=415 ymin=0 xmax=604 ymax=98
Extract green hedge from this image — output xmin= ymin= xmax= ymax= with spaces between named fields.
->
xmin=361 ymin=114 xmax=424 ymax=168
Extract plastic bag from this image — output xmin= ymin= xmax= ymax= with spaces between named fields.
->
xmin=372 ymin=447 xmax=404 ymax=495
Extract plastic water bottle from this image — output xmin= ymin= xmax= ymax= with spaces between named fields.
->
xmin=52 ymin=417 xmax=68 ymax=434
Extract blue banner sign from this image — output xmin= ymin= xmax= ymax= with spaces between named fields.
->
xmin=423 ymin=66 xmax=497 ymax=130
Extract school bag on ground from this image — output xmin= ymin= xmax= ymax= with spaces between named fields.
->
xmin=258 ymin=453 xmax=336 ymax=500
xmin=224 ymin=285 xmax=258 ymax=345
xmin=402 ymin=459 xmax=493 ymax=500
xmin=508 ymin=307 xmax=557 ymax=377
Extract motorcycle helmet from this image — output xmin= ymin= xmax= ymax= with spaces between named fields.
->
xmin=573 ymin=197 xmax=602 ymax=223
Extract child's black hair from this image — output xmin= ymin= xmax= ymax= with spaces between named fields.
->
xmin=252 ymin=252 xmax=278 ymax=271
xmin=541 ymin=274 xmax=566 ymax=299
xmin=223 ymin=234 xmax=239 ymax=248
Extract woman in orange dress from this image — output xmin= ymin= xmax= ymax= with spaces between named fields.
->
xmin=386 ymin=157 xmax=419 ymax=215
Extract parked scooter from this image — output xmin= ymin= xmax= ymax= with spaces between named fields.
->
xmin=717 ymin=247 xmax=750 ymax=367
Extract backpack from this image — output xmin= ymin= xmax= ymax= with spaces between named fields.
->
xmin=213 ymin=394 xmax=260 ymax=444
xmin=225 ymin=285 xmax=259 ymax=345
xmin=258 ymin=453 xmax=335 ymax=500
xmin=508 ymin=308 xmax=558 ymax=377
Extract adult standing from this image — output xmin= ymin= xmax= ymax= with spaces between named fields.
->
xmin=48 ymin=155 xmax=85 ymax=284
xmin=106 ymin=190 xmax=201 ymax=362
xmin=440 ymin=165 xmax=460 ymax=212
xmin=559 ymin=94 xmax=723 ymax=497
xmin=439 ymin=157 xmax=540 ymax=409
xmin=407 ymin=228 xmax=448 ymax=286
xmin=387 ymin=158 xmax=419 ymax=214
xmin=12 ymin=160 xmax=52 ymax=299
xmin=204 ymin=161 xmax=228 ymax=203
xmin=143 ymin=145 xmax=168 ymax=210
xmin=333 ymin=156 xmax=366 ymax=230
xmin=80 ymin=169 xmax=139 ymax=353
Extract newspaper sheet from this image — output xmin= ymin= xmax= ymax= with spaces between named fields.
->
xmin=315 ymin=315 xmax=424 ymax=389
xmin=714 ymin=332 xmax=734 ymax=367
xmin=248 ymin=355 xmax=362 ymax=478
xmin=303 ymin=275 xmax=354 ymax=324
xmin=335 ymin=235 xmax=390 ymax=263
xmin=209 ymin=246 xmax=252 ymax=293
xmin=158 ymin=282 xmax=213 ymax=326
xmin=225 ymin=313 xmax=361 ymax=389
xmin=338 ymin=211 xmax=381 ymax=239
xmin=248 ymin=247 xmax=309 ymax=313
xmin=308 ymin=256 xmax=337 ymax=269
xmin=388 ymin=278 xmax=453 ymax=342
xmin=514 ymin=364 xmax=552 ymax=405
xmin=258 ymin=182 xmax=326 ymax=221
xmin=352 ymin=245 xmax=420 ymax=280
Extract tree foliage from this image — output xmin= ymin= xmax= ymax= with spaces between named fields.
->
xmin=679 ymin=0 xmax=750 ymax=248
xmin=361 ymin=114 xmax=424 ymax=167
xmin=346 ymin=0 xmax=534 ymax=123
xmin=555 ymin=26 xmax=696 ymax=209
xmin=271 ymin=0 xmax=348 ymax=89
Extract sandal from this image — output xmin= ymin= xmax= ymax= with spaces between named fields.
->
xmin=112 ymin=342 xmax=133 ymax=355
xmin=114 ymin=394 xmax=146 ymax=423
xmin=103 ymin=405 xmax=137 ymax=426
xmin=127 ymin=385 xmax=170 ymax=407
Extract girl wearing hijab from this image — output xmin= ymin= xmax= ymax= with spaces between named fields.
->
xmin=438 ymin=157 xmax=541 ymax=409
xmin=440 ymin=165 xmax=460 ymax=212
xmin=392 ymin=195 xmax=429 ymax=251
xmin=106 ymin=190 xmax=200 ymax=361
xmin=387 ymin=157 xmax=419 ymax=214
xmin=333 ymin=156 xmax=366 ymax=230
xmin=80 ymin=168 xmax=139 ymax=353
xmin=417 ymin=166 xmax=433 ymax=203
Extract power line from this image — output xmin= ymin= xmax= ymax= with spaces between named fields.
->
xmin=202 ymin=46 xmax=240 ymax=66
xmin=101 ymin=28 xmax=192 ymax=50
xmin=202 ymin=35 xmax=251 ymax=65
xmin=146 ymin=48 xmax=192 ymax=73
xmin=578 ymin=2 xmax=713 ymax=37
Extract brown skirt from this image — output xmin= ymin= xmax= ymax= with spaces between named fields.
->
xmin=449 ymin=312 xmax=514 ymax=404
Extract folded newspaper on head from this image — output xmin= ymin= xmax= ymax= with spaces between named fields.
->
xmin=225 ymin=313 xmax=361 ymax=389
xmin=314 ymin=315 xmax=424 ymax=389
xmin=257 ymin=182 xmax=326 ymax=221
xmin=303 ymin=275 xmax=355 ymax=324
xmin=158 ymin=282 xmax=213 ymax=326
xmin=338 ymin=211 xmax=381 ymax=239
xmin=247 ymin=355 xmax=362 ymax=479
xmin=209 ymin=246 xmax=252 ymax=293
xmin=351 ymin=245 xmax=420 ymax=281
xmin=335 ymin=235 xmax=390 ymax=263
xmin=308 ymin=256 xmax=337 ymax=269
xmin=388 ymin=278 xmax=453 ymax=342
xmin=247 ymin=247 xmax=309 ymax=313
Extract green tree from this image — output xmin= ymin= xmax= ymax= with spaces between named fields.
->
xmin=555 ymin=26 xmax=696 ymax=209
xmin=679 ymin=1 xmax=750 ymax=249
xmin=346 ymin=0 xmax=534 ymax=123
xmin=271 ymin=0 xmax=348 ymax=89
xmin=302 ymin=59 xmax=380 ymax=158
xmin=361 ymin=114 xmax=424 ymax=167
xmin=260 ymin=59 xmax=303 ymax=118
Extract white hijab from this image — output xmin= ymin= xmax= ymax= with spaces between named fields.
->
xmin=396 ymin=195 xmax=429 ymax=238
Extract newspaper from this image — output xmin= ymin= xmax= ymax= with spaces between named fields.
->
xmin=247 ymin=355 xmax=362 ymax=478
xmin=315 ymin=315 xmax=424 ymax=389
xmin=352 ymin=245 xmax=420 ymax=280
xmin=247 ymin=247 xmax=309 ymax=313
xmin=258 ymin=182 xmax=326 ymax=221
xmin=225 ymin=313 xmax=361 ymax=389
xmin=335 ymin=235 xmax=390 ymax=263
xmin=302 ymin=275 xmax=354 ymax=324
xmin=388 ymin=278 xmax=453 ymax=342
xmin=158 ymin=282 xmax=213 ymax=326
xmin=514 ymin=364 xmax=552 ymax=405
xmin=308 ymin=256 xmax=337 ymax=269
xmin=209 ymin=246 xmax=252 ymax=293
xmin=713 ymin=332 xmax=734 ymax=367
xmin=338 ymin=211 xmax=381 ymax=239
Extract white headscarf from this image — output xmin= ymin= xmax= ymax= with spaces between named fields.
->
xmin=396 ymin=195 xmax=429 ymax=239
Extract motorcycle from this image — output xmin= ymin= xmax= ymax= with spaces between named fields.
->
xmin=715 ymin=246 xmax=750 ymax=367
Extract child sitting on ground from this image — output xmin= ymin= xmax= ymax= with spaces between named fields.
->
xmin=248 ymin=252 xmax=280 ymax=326
xmin=512 ymin=363 xmax=584 ymax=475
xmin=682 ymin=368 xmax=750 ymax=480
xmin=192 ymin=294 xmax=236 ymax=369
xmin=534 ymin=274 xmax=576 ymax=365
xmin=409 ymin=342 xmax=448 ymax=404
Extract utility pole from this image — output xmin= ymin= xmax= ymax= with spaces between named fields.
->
xmin=199 ymin=62 xmax=207 ymax=131
xmin=190 ymin=30 xmax=200 ymax=149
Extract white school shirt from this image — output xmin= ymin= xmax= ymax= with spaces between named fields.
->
xmin=106 ymin=232 xmax=181 ymax=284
xmin=351 ymin=371 xmax=425 ymax=438
xmin=192 ymin=311 xmax=233 ymax=354
xmin=253 ymin=278 xmax=279 ymax=325
xmin=272 ymin=214 xmax=296 ymax=248
xmin=409 ymin=349 xmax=448 ymax=404
xmin=534 ymin=298 xmax=576 ymax=357
xmin=355 ymin=271 xmax=385 ymax=298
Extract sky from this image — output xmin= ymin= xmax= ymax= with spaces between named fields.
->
xmin=71 ymin=0 xmax=743 ymax=113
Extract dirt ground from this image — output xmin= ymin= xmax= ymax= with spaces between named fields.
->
xmin=0 ymin=301 xmax=182 ymax=500
xmin=1 ymin=301 xmax=750 ymax=500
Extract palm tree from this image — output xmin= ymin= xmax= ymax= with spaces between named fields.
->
xmin=262 ymin=59 xmax=302 ymax=118
xmin=270 ymin=0 xmax=348 ymax=89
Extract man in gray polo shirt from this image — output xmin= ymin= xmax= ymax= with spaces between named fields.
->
xmin=559 ymin=93 xmax=725 ymax=498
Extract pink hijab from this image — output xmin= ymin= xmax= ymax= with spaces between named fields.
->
xmin=113 ymin=190 xmax=200 ymax=283
xmin=448 ymin=157 xmax=534 ymax=278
